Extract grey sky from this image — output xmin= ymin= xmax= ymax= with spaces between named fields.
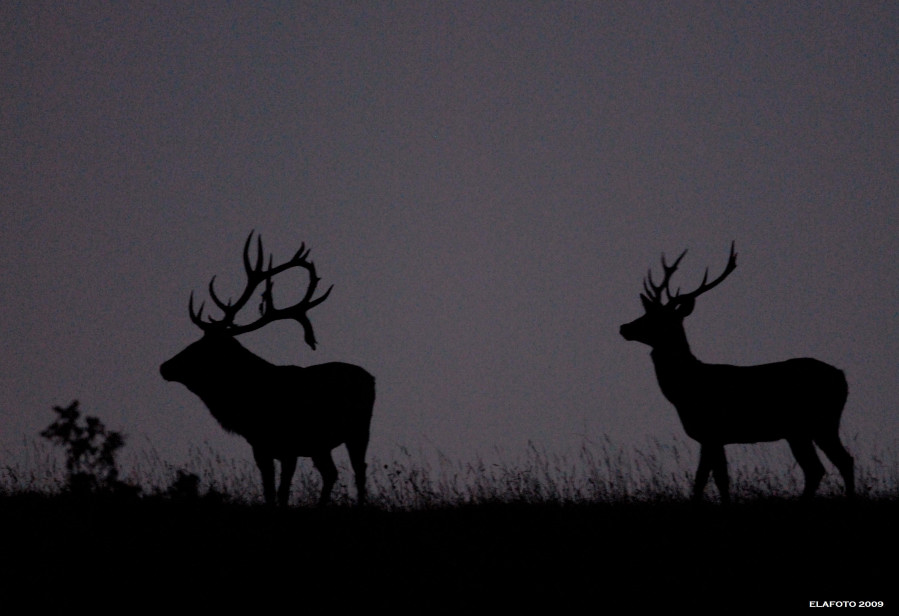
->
xmin=2 ymin=2 xmax=896 ymax=475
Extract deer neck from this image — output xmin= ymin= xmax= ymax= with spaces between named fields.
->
xmin=187 ymin=348 xmax=275 ymax=435
xmin=649 ymin=330 xmax=702 ymax=405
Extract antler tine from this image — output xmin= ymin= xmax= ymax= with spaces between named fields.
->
xmin=207 ymin=276 xmax=230 ymax=313
xmin=259 ymin=253 xmax=275 ymax=316
xmin=187 ymin=231 xmax=272 ymax=333
xmin=297 ymin=251 xmax=327 ymax=305
xmin=676 ymin=241 xmax=738 ymax=302
xmin=188 ymin=292 xmax=214 ymax=331
xmin=283 ymin=246 xmax=333 ymax=348
xmin=643 ymin=249 xmax=687 ymax=304
xmin=215 ymin=231 xmax=268 ymax=321
xmin=306 ymin=283 xmax=333 ymax=309
xmin=203 ymin=232 xmax=265 ymax=327
xmin=293 ymin=242 xmax=309 ymax=262
xmin=662 ymin=249 xmax=687 ymax=271
xmin=297 ymin=314 xmax=320 ymax=349
xmin=242 ymin=230 xmax=265 ymax=277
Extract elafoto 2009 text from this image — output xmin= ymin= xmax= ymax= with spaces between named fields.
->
xmin=809 ymin=602 xmax=884 ymax=608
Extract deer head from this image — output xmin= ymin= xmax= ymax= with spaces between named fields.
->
xmin=620 ymin=242 xmax=738 ymax=350
xmin=160 ymin=230 xmax=333 ymax=387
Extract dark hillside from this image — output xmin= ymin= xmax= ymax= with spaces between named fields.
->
xmin=1 ymin=495 xmax=894 ymax=612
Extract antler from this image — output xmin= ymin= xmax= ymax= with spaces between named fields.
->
xmin=189 ymin=231 xmax=333 ymax=349
xmin=674 ymin=241 xmax=737 ymax=304
xmin=642 ymin=249 xmax=687 ymax=305
xmin=641 ymin=242 xmax=738 ymax=306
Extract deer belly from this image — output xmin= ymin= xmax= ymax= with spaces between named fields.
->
xmin=678 ymin=406 xmax=788 ymax=444
xmin=246 ymin=413 xmax=351 ymax=456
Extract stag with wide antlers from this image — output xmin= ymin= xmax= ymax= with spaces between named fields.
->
xmin=620 ymin=243 xmax=854 ymax=503
xmin=160 ymin=232 xmax=375 ymax=507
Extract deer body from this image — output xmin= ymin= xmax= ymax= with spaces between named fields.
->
xmin=620 ymin=244 xmax=854 ymax=502
xmin=161 ymin=233 xmax=374 ymax=506
xmin=650 ymin=352 xmax=848 ymax=445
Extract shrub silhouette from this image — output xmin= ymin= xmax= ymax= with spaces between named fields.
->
xmin=40 ymin=401 xmax=135 ymax=496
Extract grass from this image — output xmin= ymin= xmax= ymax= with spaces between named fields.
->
xmin=2 ymin=433 xmax=896 ymax=611
xmin=8 ymin=432 xmax=892 ymax=506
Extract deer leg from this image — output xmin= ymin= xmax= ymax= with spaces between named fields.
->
xmin=693 ymin=445 xmax=714 ymax=502
xmin=695 ymin=445 xmax=729 ymax=503
xmin=709 ymin=445 xmax=730 ymax=505
xmin=346 ymin=436 xmax=369 ymax=507
xmin=252 ymin=447 xmax=277 ymax=506
xmin=787 ymin=438 xmax=825 ymax=500
xmin=278 ymin=456 xmax=298 ymax=507
xmin=814 ymin=434 xmax=855 ymax=498
xmin=311 ymin=451 xmax=338 ymax=506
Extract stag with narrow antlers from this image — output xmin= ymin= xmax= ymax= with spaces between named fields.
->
xmin=160 ymin=232 xmax=374 ymax=507
xmin=620 ymin=243 xmax=854 ymax=503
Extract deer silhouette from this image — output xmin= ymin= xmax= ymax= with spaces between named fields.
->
xmin=160 ymin=232 xmax=374 ymax=507
xmin=619 ymin=243 xmax=854 ymax=503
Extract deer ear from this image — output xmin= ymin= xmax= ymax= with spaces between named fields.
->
xmin=674 ymin=297 xmax=695 ymax=317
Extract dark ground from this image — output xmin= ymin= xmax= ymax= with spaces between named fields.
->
xmin=1 ymin=494 xmax=895 ymax=612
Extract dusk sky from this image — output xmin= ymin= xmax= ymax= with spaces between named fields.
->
xmin=3 ymin=2 xmax=897 ymax=483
